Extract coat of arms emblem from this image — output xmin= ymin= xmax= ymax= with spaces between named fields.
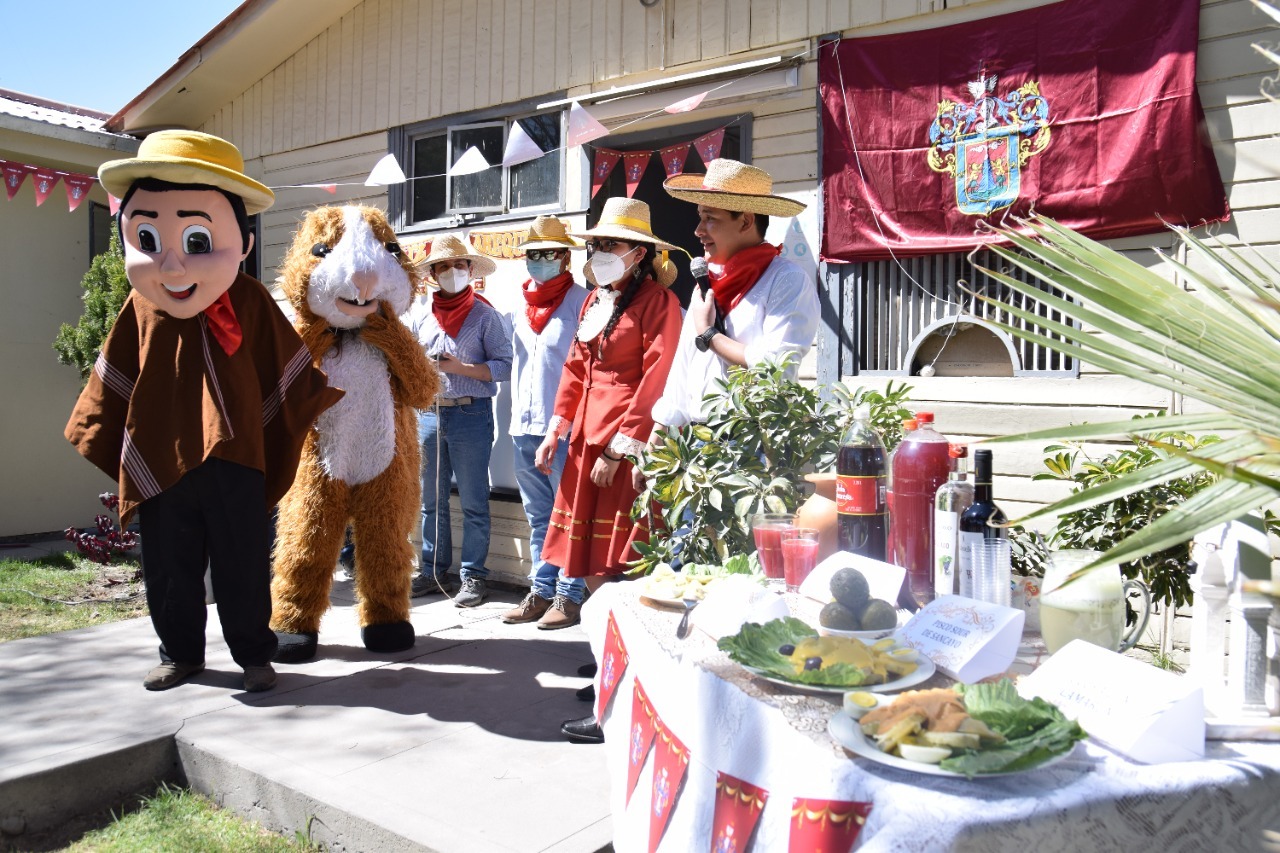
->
xmin=927 ymin=71 xmax=1051 ymax=216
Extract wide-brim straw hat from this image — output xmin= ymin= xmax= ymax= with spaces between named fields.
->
xmin=516 ymin=215 xmax=583 ymax=251
xmin=98 ymin=130 xmax=275 ymax=215
xmin=571 ymin=197 xmax=680 ymax=253
xmin=664 ymin=158 xmax=805 ymax=217
xmin=420 ymin=233 xmax=497 ymax=279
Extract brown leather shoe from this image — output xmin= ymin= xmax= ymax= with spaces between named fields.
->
xmin=501 ymin=592 xmax=553 ymax=624
xmin=143 ymin=661 xmax=205 ymax=691
xmin=242 ymin=664 xmax=277 ymax=693
xmin=537 ymin=595 xmax=581 ymax=630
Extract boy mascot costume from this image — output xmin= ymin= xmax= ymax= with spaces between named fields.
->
xmin=270 ymin=205 xmax=439 ymax=661
xmin=66 ymin=130 xmax=342 ymax=692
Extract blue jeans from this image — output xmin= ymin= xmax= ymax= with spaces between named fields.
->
xmin=512 ymin=433 xmax=586 ymax=605
xmin=419 ymin=401 xmax=494 ymax=582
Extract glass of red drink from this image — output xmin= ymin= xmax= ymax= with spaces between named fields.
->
xmin=781 ymin=528 xmax=821 ymax=592
xmin=751 ymin=513 xmax=795 ymax=581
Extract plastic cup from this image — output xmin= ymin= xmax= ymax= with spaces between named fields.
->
xmin=751 ymin=513 xmax=795 ymax=580
xmin=970 ymin=539 xmax=1012 ymax=607
xmin=781 ymin=528 xmax=820 ymax=593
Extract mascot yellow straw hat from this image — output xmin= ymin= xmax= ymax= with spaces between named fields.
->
xmin=99 ymin=129 xmax=275 ymax=214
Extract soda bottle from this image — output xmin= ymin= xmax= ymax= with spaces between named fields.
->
xmin=933 ymin=444 xmax=974 ymax=597
xmin=836 ymin=405 xmax=887 ymax=561
xmin=891 ymin=412 xmax=951 ymax=607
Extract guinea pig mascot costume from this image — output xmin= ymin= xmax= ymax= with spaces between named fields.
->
xmin=66 ymin=130 xmax=342 ymax=693
xmin=269 ymin=205 xmax=439 ymax=662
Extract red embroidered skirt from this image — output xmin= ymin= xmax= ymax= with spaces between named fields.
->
xmin=542 ymin=441 xmax=648 ymax=578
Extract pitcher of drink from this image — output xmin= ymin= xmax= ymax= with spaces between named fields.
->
xmin=1039 ymin=550 xmax=1153 ymax=654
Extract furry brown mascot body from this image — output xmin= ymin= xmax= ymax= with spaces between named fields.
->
xmin=272 ymin=205 xmax=438 ymax=660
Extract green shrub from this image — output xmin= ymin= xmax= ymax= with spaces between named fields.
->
xmin=54 ymin=231 xmax=130 ymax=382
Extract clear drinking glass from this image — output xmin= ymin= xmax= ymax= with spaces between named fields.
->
xmin=781 ymin=527 xmax=821 ymax=593
xmin=751 ymin=513 xmax=795 ymax=581
xmin=970 ymin=539 xmax=1012 ymax=607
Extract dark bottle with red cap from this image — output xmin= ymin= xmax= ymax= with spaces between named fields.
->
xmin=836 ymin=405 xmax=888 ymax=561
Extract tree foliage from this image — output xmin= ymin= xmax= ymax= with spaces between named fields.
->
xmin=54 ymin=231 xmax=130 ymax=382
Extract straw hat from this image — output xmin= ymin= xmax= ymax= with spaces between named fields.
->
xmin=420 ymin=233 xmax=497 ymax=279
xmin=516 ymin=215 xmax=583 ymax=251
xmin=571 ymin=197 xmax=681 ymax=253
xmin=664 ymin=158 xmax=805 ymax=217
xmin=98 ymin=129 xmax=275 ymax=214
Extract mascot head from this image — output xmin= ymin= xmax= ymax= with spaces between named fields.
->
xmin=280 ymin=205 xmax=417 ymax=330
xmin=98 ymin=130 xmax=273 ymax=319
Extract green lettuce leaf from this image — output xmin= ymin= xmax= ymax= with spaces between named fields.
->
xmin=717 ymin=617 xmax=872 ymax=687
xmin=938 ymin=680 xmax=1087 ymax=777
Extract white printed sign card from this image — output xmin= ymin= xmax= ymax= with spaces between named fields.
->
xmin=897 ymin=595 xmax=1025 ymax=683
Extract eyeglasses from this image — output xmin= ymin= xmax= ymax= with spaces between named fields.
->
xmin=525 ymin=249 xmax=566 ymax=261
xmin=584 ymin=239 xmax=624 ymax=255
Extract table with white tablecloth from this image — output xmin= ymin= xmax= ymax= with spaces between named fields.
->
xmin=581 ymin=583 xmax=1280 ymax=853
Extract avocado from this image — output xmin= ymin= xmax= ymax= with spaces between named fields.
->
xmin=830 ymin=567 xmax=870 ymax=612
xmin=858 ymin=598 xmax=898 ymax=632
xmin=819 ymin=600 xmax=861 ymax=631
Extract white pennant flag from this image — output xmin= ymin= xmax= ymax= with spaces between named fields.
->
xmin=566 ymin=101 xmax=609 ymax=147
xmin=502 ymin=121 xmax=546 ymax=167
xmin=365 ymin=153 xmax=407 ymax=186
xmin=448 ymin=146 xmax=491 ymax=176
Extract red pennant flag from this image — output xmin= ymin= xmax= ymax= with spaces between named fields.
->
xmin=626 ymin=678 xmax=659 ymax=805
xmin=710 ymin=772 xmax=769 ymax=853
xmin=63 ymin=172 xmax=95 ymax=213
xmin=591 ymin=148 xmax=622 ymax=199
xmin=658 ymin=143 xmax=692 ymax=179
xmin=32 ymin=168 xmax=60 ymax=206
xmin=648 ymin=722 xmax=691 ymax=853
xmin=595 ymin=610 xmax=630 ymax=719
xmin=788 ymin=798 xmax=872 ymax=853
xmin=108 ymin=194 xmax=122 ymax=215
xmin=3 ymin=161 xmax=33 ymax=201
xmin=665 ymin=91 xmax=709 ymax=114
xmin=693 ymin=129 xmax=725 ymax=166
xmin=622 ymin=151 xmax=651 ymax=198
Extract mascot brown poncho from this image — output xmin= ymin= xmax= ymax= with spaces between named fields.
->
xmin=270 ymin=205 xmax=439 ymax=661
xmin=66 ymin=130 xmax=341 ymax=693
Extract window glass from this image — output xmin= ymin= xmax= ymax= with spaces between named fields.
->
xmin=413 ymin=134 xmax=448 ymax=222
xmin=508 ymin=114 xmax=560 ymax=209
xmin=449 ymin=124 xmax=504 ymax=211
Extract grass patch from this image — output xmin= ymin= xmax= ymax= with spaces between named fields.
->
xmin=0 ymin=550 xmax=146 ymax=642
xmin=60 ymin=783 xmax=320 ymax=852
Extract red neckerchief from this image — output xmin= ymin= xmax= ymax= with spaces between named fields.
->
xmin=203 ymin=290 xmax=242 ymax=356
xmin=707 ymin=243 xmax=781 ymax=315
xmin=432 ymin=286 xmax=492 ymax=337
xmin=522 ymin=272 xmax=575 ymax=335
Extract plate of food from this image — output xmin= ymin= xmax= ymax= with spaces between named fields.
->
xmin=828 ymin=679 xmax=1086 ymax=778
xmin=718 ymin=617 xmax=935 ymax=694
xmin=640 ymin=557 xmax=761 ymax=609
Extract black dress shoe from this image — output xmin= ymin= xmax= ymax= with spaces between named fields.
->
xmin=561 ymin=714 xmax=604 ymax=744
xmin=577 ymin=662 xmax=598 ymax=678
xmin=576 ymin=682 xmax=595 ymax=702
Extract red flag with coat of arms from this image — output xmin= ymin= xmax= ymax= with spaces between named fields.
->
xmin=818 ymin=0 xmax=1228 ymax=261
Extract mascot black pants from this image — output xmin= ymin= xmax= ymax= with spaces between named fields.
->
xmin=138 ymin=458 xmax=278 ymax=668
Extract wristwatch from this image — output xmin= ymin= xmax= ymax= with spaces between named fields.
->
xmin=694 ymin=326 xmax=720 ymax=352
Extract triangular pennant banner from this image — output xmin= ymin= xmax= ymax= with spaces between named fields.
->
xmin=595 ymin=610 xmax=630 ymax=719
xmin=63 ymin=172 xmax=94 ymax=213
xmin=648 ymin=721 xmax=691 ymax=853
xmin=32 ymin=168 xmax=60 ymax=206
xmin=567 ymin=100 xmax=610 ymax=147
xmin=658 ymin=143 xmax=692 ymax=179
xmin=591 ymin=148 xmax=623 ymax=199
xmin=449 ymin=146 xmax=491 ymax=177
xmin=502 ymin=121 xmax=546 ymax=167
xmin=665 ymin=91 xmax=709 ymax=114
xmin=108 ymin=194 xmax=121 ymax=216
xmin=622 ymin=151 xmax=651 ymax=198
xmin=788 ymin=798 xmax=873 ymax=853
xmin=321 ymin=184 xmax=337 ymax=194
xmin=693 ymin=129 xmax=725 ymax=166
xmin=3 ymin=161 xmax=33 ymax=201
xmin=626 ymin=678 xmax=659 ymax=805
xmin=365 ymin=153 xmax=407 ymax=186
xmin=711 ymin=772 xmax=769 ymax=853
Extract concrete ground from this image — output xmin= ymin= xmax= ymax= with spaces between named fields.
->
xmin=0 ymin=539 xmax=611 ymax=852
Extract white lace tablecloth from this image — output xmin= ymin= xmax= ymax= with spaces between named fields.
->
xmin=583 ymin=583 xmax=1280 ymax=853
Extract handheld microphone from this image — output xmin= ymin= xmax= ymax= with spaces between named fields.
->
xmin=690 ymin=257 xmax=710 ymax=297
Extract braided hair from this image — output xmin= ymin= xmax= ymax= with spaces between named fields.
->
xmin=598 ymin=242 xmax=657 ymax=354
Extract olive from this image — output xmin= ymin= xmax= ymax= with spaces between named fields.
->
xmin=778 ymin=644 xmax=796 ymax=656
xmin=804 ymin=656 xmax=823 ymax=671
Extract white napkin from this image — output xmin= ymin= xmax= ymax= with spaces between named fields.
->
xmin=695 ymin=576 xmax=788 ymax=641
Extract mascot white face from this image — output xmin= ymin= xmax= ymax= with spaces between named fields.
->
xmin=305 ymin=206 xmax=414 ymax=329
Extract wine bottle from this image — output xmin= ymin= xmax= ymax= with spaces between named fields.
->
xmin=933 ymin=444 xmax=974 ymax=597
xmin=958 ymin=449 xmax=1006 ymax=598
xmin=836 ymin=405 xmax=887 ymax=561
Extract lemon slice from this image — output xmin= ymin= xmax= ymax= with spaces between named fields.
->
xmin=842 ymin=690 xmax=879 ymax=719
xmin=897 ymin=743 xmax=952 ymax=764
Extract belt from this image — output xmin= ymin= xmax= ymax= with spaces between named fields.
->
xmin=435 ymin=396 xmax=475 ymax=407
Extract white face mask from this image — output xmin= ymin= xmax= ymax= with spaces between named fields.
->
xmin=435 ymin=266 xmax=471 ymax=294
xmin=586 ymin=248 xmax=636 ymax=288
